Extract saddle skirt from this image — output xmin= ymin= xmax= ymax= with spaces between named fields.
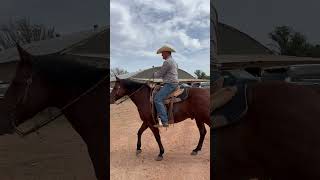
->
xmin=212 ymin=83 xmax=248 ymax=128
xmin=211 ymin=71 xmax=255 ymax=128
xmin=211 ymin=86 xmax=237 ymax=112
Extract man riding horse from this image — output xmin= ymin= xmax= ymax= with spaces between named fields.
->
xmin=153 ymin=45 xmax=179 ymax=128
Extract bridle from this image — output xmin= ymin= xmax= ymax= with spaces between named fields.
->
xmin=113 ymin=84 xmax=145 ymax=105
xmin=113 ymin=70 xmax=154 ymax=105
xmin=10 ymin=73 xmax=109 ymax=137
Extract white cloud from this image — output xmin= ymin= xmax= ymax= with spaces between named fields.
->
xmin=110 ymin=0 xmax=210 ymax=74
xmin=134 ymin=0 xmax=174 ymax=12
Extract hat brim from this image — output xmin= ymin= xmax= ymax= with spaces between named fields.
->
xmin=156 ymin=47 xmax=176 ymax=54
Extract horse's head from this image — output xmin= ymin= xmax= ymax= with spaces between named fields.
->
xmin=0 ymin=45 xmax=50 ymax=134
xmin=110 ymin=76 xmax=127 ymax=104
xmin=110 ymin=76 xmax=147 ymax=104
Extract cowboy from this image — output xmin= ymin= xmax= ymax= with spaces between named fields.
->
xmin=153 ymin=45 xmax=179 ymax=128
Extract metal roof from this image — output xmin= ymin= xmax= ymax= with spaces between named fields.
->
xmin=217 ymin=23 xmax=272 ymax=55
xmin=0 ymin=26 xmax=109 ymax=63
xmin=130 ymin=78 xmax=209 ymax=83
xmin=110 ymin=67 xmax=199 ymax=82
xmin=110 ymin=70 xmax=142 ymax=81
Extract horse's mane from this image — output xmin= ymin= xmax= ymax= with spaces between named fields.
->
xmin=32 ymin=53 xmax=108 ymax=89
xmin=121 ymin=79 xmax=148 ymax=92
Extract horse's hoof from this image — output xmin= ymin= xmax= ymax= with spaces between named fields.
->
xmin=191 ymin=151 xmax=198 ymax=155
xmin=155 ymin=156 xmax=163 ymax=161
xmin=136 ymin=149 xmax=142 ymax=156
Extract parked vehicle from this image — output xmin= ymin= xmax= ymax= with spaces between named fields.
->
xmin=0 ymin=82 xmax=9 ymax=98
xmin=285 ymin=64 xmax=320 ymax=92
xmin=199 ymin=82 xmax=210 ymax=88
xmin=191 ymin=82 xmax=210 ymax=88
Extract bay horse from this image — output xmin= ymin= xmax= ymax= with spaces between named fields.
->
xmin=110 ymin=77 xmax=210 ymax=161
xmin=0 ymin=45 xmax=108 ymax=180
xmin=213 ymin=80 xmax=320 ymax=179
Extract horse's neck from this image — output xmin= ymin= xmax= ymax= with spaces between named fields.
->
xmin=129 ymin=86 xmax=150 ymax=108
xmin=50 ymin=86 xmax=84 ymax=108
xmin=60 ymin=85 xmax=107 ymax=140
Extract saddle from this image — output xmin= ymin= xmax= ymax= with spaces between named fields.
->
xmin=211 ymin=72 xmax=252 ymax=129
xmin=150 ymin=84 xmax=189 ymax=125
xmin=211 ymin=76 xmax=237 ymax=112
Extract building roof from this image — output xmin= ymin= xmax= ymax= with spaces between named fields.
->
xmin=0 ymin=26 xmax=109 ymax=64
xmin=214 ymin=54 xmax=320 ymax=69
xmin=212 ymin=11 xmax=320 ymax=70
xmin=110 ymin=67 xmax=208 ymax=82
xmin=217 ymin=23 xmax=272 ymax=55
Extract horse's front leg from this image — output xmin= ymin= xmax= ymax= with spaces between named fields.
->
xmin=149 ymin=126 xmax=165 ymax=161
xmin=86 ymin=136 xmax=108 ymax=180
xmin=191 ymin=120 xmax=207 ymax=155
xmin=136 ymin=121 xmax=148 ymax=155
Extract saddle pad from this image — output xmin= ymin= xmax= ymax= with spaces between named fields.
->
xmin=211 ymin=83 xmax=248 ymax=128
xmin=176 ymin=87 xmax=189 ymax=100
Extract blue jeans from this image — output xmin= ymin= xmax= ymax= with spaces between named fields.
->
xmin=154 ymin=83 xmax=178 ymax=124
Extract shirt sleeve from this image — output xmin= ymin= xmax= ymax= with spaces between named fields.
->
xmin=154 ymin=61 xmax=169 ymax=78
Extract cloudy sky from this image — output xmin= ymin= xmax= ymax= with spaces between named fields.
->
xmin=215 ymin=0 xmax=320 ymax=49
xmin=110 ymin=0 xmax=210 ymax=76
xmin=0 ymin=0 xmax=108 ymax=34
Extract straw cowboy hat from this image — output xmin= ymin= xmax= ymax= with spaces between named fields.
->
xmin=156 ymin=45 xmax=176 ymax=54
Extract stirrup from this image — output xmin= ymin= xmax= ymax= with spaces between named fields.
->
xmin=153 ymin=124 xmax=162 ymax=128
xmin=162 ymin=123 xmax=169 ymax=127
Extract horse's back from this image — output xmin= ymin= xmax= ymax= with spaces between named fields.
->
xmin=248 ymin=81 xmax=320 ymax=178
xmin=172 ymin=87 xmax=210 ymax=125
xmin=189 ymin=88 xmax=210 ymax=124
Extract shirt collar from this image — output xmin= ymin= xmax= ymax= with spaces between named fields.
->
xmin=166 ymin=55 xmax=173 ymax=60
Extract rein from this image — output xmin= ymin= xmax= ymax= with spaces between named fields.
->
xmin=114 ymin=68 xmax=155 ymax=105
xmin=11 ymin=74 xmax=108 ymax=137
xmin=115 ymin=85 xmax=145 ymax=105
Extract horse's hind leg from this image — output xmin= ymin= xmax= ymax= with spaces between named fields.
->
xmin=150 ymin=126 xmax=165 ymax=161
xmin=136 ymin=122 xmax=148 ymax=155
xmin=191 ymin=120 xmax=207 ymax=155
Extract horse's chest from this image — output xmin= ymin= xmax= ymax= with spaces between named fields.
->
xmin=137 ymin=108 xmax=148 ymax=120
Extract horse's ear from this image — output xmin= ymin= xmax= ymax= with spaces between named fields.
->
xmin=16 ymin=44 xmax=32 ymax=66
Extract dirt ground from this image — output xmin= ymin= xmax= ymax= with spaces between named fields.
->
xmin=110 ymin=100 xmax=210 ymax=180
xmin=0 ymin=99 xmax=210 ymax=180
xmin=0 ymin=110 xmax=96 ymax=180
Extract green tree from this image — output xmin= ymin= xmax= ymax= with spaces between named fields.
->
xmin=194 ymin=70 xmax=209 ymax=79
xmin=111 ymin=67 xmax=128 ymax=76
xmin=269 ymin=26 xmax=292 ymax=55
xmin=269 ymin=26 xmax=310 ymax=56
xmin=269 ymin=26 xmax=320 ymax=57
